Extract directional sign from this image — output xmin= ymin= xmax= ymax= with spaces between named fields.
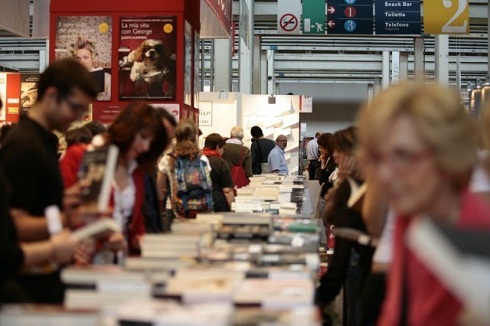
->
xmin=375 ymin=0 xmax=421 ymax=35
xmin=424 ymin=0 xmax=469 ymax=34
xmin=278 ymin=0 xmax=302 ymax=34
xmin=302 ymin=0 xmax=326 ymax=34
xmin=327 ymin=0 xmax=373 ymax=35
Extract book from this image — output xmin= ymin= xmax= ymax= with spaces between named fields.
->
xmin=0 ymin=304 xmax=99 ymax=325
xmin=90 ymin=68 xmax=105 ymax=94
xmin=78 ymin=145 xmax=118 ymax=213
xmin=71 ymin=218 xmax=121 ymax=242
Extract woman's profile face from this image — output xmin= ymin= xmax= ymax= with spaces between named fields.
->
xmin=370 ymin=114 xmax=445 ymax=217
xmin=127 ymin=129 xmax=154 ymax=161
xmin=75 ymin=48 xmax=94 ymax=70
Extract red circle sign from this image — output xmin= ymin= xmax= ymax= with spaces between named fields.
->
xmin=280 ymin=14 xmax=298 ymax=32
xmin=344 ymin=6 xmax=357 ymax=18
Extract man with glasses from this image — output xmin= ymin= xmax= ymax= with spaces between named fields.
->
xmin=268 ymin=135 xmax=289 ymax=175
xmin=0 ymin=59 xmax=97 ymax=303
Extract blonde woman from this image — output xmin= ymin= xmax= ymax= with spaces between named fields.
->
xmin=357 ymin=83 xmax=490 ymax=325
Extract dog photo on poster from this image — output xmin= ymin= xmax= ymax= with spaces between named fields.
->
xmin=119 ymin=16 xmax=177 ymax=101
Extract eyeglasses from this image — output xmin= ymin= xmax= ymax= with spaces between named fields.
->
xmin=367 ymin=148 xmax=432 ymax=173
xmin=64 ymin=97 xmax=89 ymax=118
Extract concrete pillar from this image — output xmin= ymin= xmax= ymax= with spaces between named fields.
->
xmin=267 ymin=49 xmax=275 ymax=95
xmin=435 ymin=35 xmax=450 ymax=84
xmin=391 ymin=51 xmax=400 ymax=84
xmin=414 ymin=37 xmax=425 ymax=83
xmin=252 ymin=35 xmax=261 ymax=94
xmin=382 ymin=51 xmax=390 ymax=88
xmin=399 ymin=52 xmax=408 ymax=81
xmin=238 ymin=0 xmax=254 ymax=94
xmin=213 ymin=39 xmax=232 ymax=92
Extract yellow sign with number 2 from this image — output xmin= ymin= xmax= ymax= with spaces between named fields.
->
xmin=424 ymin=0 xmax=469 ymax=34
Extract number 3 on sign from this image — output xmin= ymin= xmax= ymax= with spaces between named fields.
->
xmin=441 ymin=0 xmax=468 ymax=33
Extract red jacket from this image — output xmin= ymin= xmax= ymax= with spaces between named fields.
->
xmin=378 ymin=189 xmax=490 ymax=326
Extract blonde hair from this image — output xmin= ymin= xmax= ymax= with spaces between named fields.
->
xmin=71 ymin=36 xmax=97 ymax=58
xmin=357 ymin=83 xmax=477 ymax=189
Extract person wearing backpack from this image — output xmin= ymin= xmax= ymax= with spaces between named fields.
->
xmin=202 ymin=133 xmax=235 ymax=211
xmin=250 ymin=126 xmax=275 ymax=174
xmin=158 ymin=119 xmax=213 ymax=219
xmin=222 ymin=126 xmax=252 ymax=189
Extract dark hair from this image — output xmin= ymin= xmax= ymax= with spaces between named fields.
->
xmin=37 ymin=59 xmax=98 ymax=102
xmin=65 ymin=127 xmax=92 ymax=147
xmin=108 ymin=102 xmax=167 ymax=171
xmin=251 ymin=126 xmax=263 ymax=138
xmin=331 ymin=126 xmax=357 ymax=154
xmin=84 ymin=120 xmax=106 ymax=137
xmin=157 ymin=108 xmax=177 ymax=127
xmin=204 ymin=133 xmax=225 ymax=150
xmin=317 ymin=132 xmax=333 ymax=155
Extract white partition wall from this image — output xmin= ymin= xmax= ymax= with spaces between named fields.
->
xmin=198 ymin=92 xmax=241 ymax=137
xmin=241 ymin=94 xmax=301 ymax=174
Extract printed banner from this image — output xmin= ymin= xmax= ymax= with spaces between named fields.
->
xmin=302 ymin=0 xmax=326 ymax=34
xmin=184 ymin=21 xmax=192 ymax=106
xmin=424 ymin=0 xmax=469 ymax=34
xmin=118 ymin=16 xmax=177 ymax=100
xmin=55 ymin=16 xmax=113 ymax=101
xmin=277 ymin=0 xmax=302 ymax=35
xmin=20 ymin=73 xmax=40 ymax=114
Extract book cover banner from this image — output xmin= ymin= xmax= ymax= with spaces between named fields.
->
xmin=54 ymin=16 xmax=113 ymax=101
xmin=20 ymin=73 xmax=40 ymax=114
xmin=118 ymin=16 xmax=177 ymax=101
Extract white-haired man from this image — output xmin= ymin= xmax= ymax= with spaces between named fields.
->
xmin=222 ymin=126 xmax=252 ymax=187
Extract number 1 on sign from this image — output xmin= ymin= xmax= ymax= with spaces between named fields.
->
xmin=441 ymin=0 xmax=468 ymax=33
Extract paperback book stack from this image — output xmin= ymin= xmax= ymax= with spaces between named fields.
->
xmin=61 ymin=265 xmax=169 ymax=310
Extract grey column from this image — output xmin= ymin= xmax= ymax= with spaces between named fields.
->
xmin=238 ymin=0 xmax=254 ymax=94
xmin=435 ymin=35 xmax=449 ymax=84
xmin=252 ymin=35 xmax=261 ymax=94
xmin=414 ymin=37 xmax=425 ymax=83
xmin=213 ymin=39 xmax=232 ymax=92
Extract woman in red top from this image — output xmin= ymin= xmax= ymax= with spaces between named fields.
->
xmin=357 ymin=83 xmax=490 ymax=325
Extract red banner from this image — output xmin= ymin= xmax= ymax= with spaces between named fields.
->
xmin=204 ymin=0 xmax=232 ymax=37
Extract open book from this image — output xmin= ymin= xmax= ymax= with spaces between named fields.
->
xmin=78 ymin=145 xmax=118 ymax=214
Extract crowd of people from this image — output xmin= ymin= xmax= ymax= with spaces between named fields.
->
xmin=0 ymin=58 xmax=489 ymax=325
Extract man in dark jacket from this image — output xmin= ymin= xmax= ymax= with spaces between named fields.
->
xmin=249 ymin=126 xmax=275 ymax=174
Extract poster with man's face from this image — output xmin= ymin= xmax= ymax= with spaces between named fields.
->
xmin=118 ymin=16 xmax=177 ymax=101
xmin=55 ymin=16 xmax=113 ymax=101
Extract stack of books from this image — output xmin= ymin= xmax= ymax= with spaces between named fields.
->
xmin=61 ymin=265 xmax=168 ymax=309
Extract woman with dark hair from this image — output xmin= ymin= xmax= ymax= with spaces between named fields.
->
xmin=316 ymin=132 xmax=336 ymax=198
xmin=62 ymin=103 xmax=167 ymax=262
xmin=202 ymin=133 xmax=235 ymax=211
xmin=105 ymin=103 xmax=166 ymax=255
xmin=316 ymin=126 xmax=373 ymax=326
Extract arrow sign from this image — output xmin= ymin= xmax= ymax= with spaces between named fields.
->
xmin=327 ymin=20 xmax=336 ymax=28
xmin=327 ymin=6 xmax=336 ymax=14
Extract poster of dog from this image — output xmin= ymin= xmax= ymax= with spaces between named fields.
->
xmin=118 ymin=16 xmax=177 ymax=100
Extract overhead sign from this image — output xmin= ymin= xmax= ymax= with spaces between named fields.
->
xmin=277 ymin=0 xmax=301 ymax=34
xmin=327 ymin=0 xmax=373 ymax=35
xmin=375 ymin=0 xmax=421 ymax=35
xmin=423 ymin=0 xmax=469 ymax=34
xmin=302 ymin=0 xmax=326 ymax=35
